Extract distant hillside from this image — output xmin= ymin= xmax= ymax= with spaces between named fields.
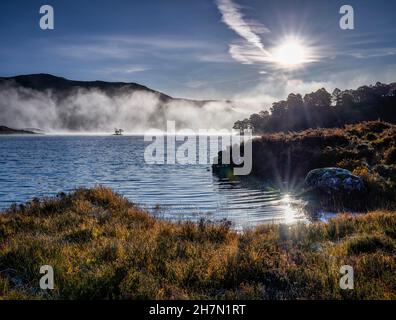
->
xmin=0 ymin=73 xmax=172 ymax=99
xmin=234 ymin=82 xmax=396 ymax=134
xmin=0 ymin=126 xmax=35 ymax=134
xmin=0 ymin=73 xmax=213 ymax=105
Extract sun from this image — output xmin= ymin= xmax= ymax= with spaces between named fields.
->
xmin=270 ymin=36 xmax=314 ymax=68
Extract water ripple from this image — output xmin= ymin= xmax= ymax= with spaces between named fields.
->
xmin=0 ymin=135 xmax=308 ymax=229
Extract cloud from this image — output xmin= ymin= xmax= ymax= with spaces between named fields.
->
xmin=216 ymin=0 xmax=270 ymax=54
xmin=215 ymin=0 xmax=322 ymax=71
xmin=344 ymin=47 xmax=396 ymax=59
xmin=196 ymin=53 xmax=233 ymax=63
xmin=215 ymin=0 xmax=287 ymax=67
xmin=54 ymin=36 xmax=212 ymax=61
xmin=55 ymin=43 xmax=131 ymax=60
xmin=228 ymin=41 xmax=272 ymax=65
xmin=108 ymin=36 xmax=209 ymax=50
xmin=98 ymin=65 xmax=149 ymax=75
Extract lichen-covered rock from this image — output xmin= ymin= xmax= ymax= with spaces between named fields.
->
xmin=305 ymin=167 xmax=364 ymax=195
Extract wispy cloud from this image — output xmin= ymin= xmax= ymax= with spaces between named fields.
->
xmin=344 ymin=47 xmax=396 ymax=59
xmin=196 ymin=52 xmax=233 ymax=63
xmin=97 ymin=65 xmax=149 ymax=75
xmin=228 ymin=41 xmax=272 ymax=65
xmin=55 ymin=44 xmax=130 ymax=60
xmin=54 ymin=35 xmax=211 ymax=61
xmin=216 ymin=0 xmax=269 ymax=53
xmin=107 ymin=36 xmax=209 ymax=50
xmin=215 ymin=0 xmax=321 ymax=69
xmin=215 ymin=0 xmax=279 ymax=67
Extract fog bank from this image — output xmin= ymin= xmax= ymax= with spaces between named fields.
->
xmin=0 ymin=82 xmax=251 ymax=133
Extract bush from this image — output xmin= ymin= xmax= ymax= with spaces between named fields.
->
xmin=215 ymin=121 xmax=396 ymax=210
xmin=385 ymin=146 xmax=396 ymax=164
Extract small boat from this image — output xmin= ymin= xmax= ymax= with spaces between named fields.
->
xmin=113 ymin=128 xmax=124 ymax=136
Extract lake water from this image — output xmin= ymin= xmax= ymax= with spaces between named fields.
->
xmin=0 ymin=135 xmax=308 ymax=230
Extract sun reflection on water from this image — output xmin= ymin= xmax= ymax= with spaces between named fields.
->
xmin=280 ymin=194 xmax=305 ymax=224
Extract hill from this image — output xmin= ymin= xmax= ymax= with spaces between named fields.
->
xmin=0 ymin=73 xmax=214 ymax=104
xmin=0 ymin=126 xmax=35 ymax=134
xmin=0 ymin=73 xmax=171 ymax=101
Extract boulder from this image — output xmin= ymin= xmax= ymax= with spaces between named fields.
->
xmin=305 ymin=167 xmax=364 ymax=195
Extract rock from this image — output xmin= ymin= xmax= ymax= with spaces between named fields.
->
xmin=305 ymin=167 xmax=364 ymax=195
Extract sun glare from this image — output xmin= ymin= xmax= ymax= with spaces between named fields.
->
xmin=270 ymin=37 xmax=313 ymax=68
xmin=280 ymin=194 xmax=304 ymax=224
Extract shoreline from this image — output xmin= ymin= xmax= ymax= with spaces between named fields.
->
xmin=0 ymin=186 xmax=394 ymax=300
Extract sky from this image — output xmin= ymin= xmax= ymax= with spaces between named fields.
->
xmin=0 ymin=0 xmax=395 ymax=101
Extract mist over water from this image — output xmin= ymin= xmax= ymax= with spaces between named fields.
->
xmin=0 ymin=82 xmax=249 ymax=133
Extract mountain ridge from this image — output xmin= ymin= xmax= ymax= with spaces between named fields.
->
xmin=0 ymin=73 xmax=218 ymax=105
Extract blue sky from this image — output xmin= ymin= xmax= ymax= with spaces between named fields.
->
xmin=0 ymin=0 xmax=395 ymax=100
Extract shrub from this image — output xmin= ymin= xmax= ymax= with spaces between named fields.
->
xmin=215 ymin=121 xmax=396 ymax=210
xmin=347 ymin=235 xmax=395 ymax=254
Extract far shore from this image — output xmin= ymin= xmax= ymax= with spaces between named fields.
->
xmin=0 ymin=126 xmax=37 ymax=134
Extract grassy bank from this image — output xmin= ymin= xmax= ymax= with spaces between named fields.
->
xmin=0 ymin=187 xmax=395 ymax=300
xmin=216 ymin=121 xmax=396 ymax=210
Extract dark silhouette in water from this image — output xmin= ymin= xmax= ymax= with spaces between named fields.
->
xmin=113 ymin=128 xmax=124 ymax=135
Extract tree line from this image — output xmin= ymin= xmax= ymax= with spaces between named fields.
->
xmin=234 ymin=82 xmax=396 ymax=133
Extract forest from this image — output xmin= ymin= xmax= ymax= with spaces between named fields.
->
xmin=233 ymin=82 xmax=396 ymax=134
